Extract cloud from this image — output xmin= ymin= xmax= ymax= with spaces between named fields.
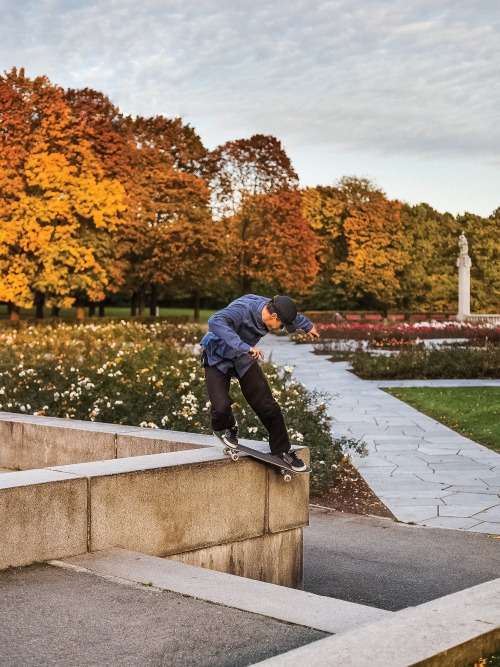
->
xmin=2 ymin=0 xmax=500 ymax=168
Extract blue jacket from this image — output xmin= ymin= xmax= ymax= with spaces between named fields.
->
xmin=200 ymin=294 xmax=313 ymax=376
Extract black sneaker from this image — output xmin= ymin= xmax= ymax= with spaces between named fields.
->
xmin=277 ymin=450 xmax=307 ymax=472
xmin=213 ymin=423 xmax=239 ymax=449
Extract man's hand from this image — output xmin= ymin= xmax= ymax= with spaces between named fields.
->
xmin=307 ymin=326 xmax=320 ymax=340
xmin=248 ymin=347 xmax=265 ymax=360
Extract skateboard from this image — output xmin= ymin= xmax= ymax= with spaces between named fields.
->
xmin=214 ymin=434 xmax=311 ymax=482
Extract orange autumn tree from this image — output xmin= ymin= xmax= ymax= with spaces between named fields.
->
xmin=0 ymin=68 xmax=125 ymax=318
xmin=229 ymin=189 xmax=318 ymax=295
xmin=117 ymin=115 xmax=223 ymax=318
xmin=208 ymin=135 xmax=317 ymax=296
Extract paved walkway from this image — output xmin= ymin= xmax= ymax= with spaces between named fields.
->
xmin=259 ymin=336 xmax=500 ymax=536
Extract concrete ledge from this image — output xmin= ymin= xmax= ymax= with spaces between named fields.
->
xmin=252 ymin=577 xmax=500 ymax=666
xmin=56 ymin=548 xmax=392 ymax=634
xmin=0 ymin=469 xmax=88 ymax=569
xmin=116 ymin=428 xmax=210 ymax=458
xmin=0 ymin=412 xmax=212 ymax=469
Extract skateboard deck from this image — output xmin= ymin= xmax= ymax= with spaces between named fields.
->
xmin=214 ymin=434 xmax=311 ymax=482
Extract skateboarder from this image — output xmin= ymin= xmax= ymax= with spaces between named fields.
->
xmin=200 ymin=294 xmax=319 ymax=471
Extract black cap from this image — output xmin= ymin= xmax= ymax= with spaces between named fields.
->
xmin=271 ymin=295 xmax=298 ymax=333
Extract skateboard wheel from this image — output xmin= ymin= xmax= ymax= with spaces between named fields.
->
xmin=223 ymin=447 xmax=230 ymax=456
xmin=283 ymin=474 xmax=292 ymax=482
xmin=230 ymin=452 xmax=239 ymax=462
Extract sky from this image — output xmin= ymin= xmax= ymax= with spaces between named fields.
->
xmin=2 ymin=0 xmax=500 ymax=217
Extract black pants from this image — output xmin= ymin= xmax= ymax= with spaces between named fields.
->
xmin=204 ymin=358 xmax=290 ymax=455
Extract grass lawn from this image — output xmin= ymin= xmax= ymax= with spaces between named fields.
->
xmin=385 ymin=387 xmax=500 ymax=453
xmin=0 ymin=305 xmax=217 ymax=323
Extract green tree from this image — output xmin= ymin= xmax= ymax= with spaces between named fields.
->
xmin=457 ymin=211 xmax=500 ymax=313
xmin=398 ymin=203 xmax=457 ymax=312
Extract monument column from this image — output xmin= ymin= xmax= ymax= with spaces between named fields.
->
xmin=457 ymin=231 xmax=471 ymax=321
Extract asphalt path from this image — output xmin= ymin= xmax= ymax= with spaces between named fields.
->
xmin=2 ymin=508 xmax=499 ymax=667
xmin=304 ymin=507 xmax=500 ymax=611
xmin=0 ymin=564 xmax=325 ymax=667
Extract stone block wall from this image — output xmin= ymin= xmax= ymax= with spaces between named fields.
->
xmin=0 ymin=415 xmax=309 ymax=588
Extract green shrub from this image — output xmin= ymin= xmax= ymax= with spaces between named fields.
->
xmin=349 ymin=344 xmax=500 ymax=379
xmin=0 ymin=320 xmax=363 ymax=491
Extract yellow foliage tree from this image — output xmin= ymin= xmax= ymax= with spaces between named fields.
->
xmin=0 ymin=68 xmax=125 ymax=315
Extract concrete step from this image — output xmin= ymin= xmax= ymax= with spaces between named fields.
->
xmin=252 ymin=577 xmax=500 ymax=666
xmin=52 ymin=548 xmax=391 ymax=635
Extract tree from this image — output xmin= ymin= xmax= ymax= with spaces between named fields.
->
xmin=206 ymin=135 xmax=317 ymax=297
xmin=398 ymin=203 xmax=457 ymax=312
xmin=208 ymin=134 xmax=298 ymax=218
xmin=64 ymin=87 xmax=139 ymax=315
xmin=226 ymin=189 xmax=318 ymax=296
xmin=300 ymin=186 xmax=344 ymax=309
xmin=301 ymin=178 xmax=407 ymax=312
xmin=116 ymin=115 xmax=222 ymax=319
xmin=0 ymin=68 xmax=126 ymax=317
xmin=457 ymin=211 xmax=500 ymax=313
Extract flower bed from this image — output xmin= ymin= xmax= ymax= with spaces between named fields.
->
xmin=296 ymin=320 xmax=500 ymax=344
xmin=0 ymin=320 xmax=361 ymax=492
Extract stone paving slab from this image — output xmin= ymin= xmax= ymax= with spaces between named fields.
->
xmin=59 ymin=549 xmax=390 ymax=634
xmin=259 ymin=336 xmax=500 ymax=535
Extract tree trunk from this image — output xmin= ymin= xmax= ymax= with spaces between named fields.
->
xmin=35 ymin=292 xmax=45 ymax=319
xmin=51 ymin=306 xmax=60 ymax=318
xmin=193 ymin=292 xmax=200 ymax=323
xmin=75 ymin=297 xmax=85 ymax=321
xmin=239 ymin=272 xmax=252 ymax=295
xmin=150 ymin=283 xmax=158 ymax=317
xmin=10 ymin=305 xmax=20 ymax=322
xmin=88 ymin=303 xmax=96 ymax=317
xmin=131 ymin=292 xmax=138 ymax=317
xmin=138 ymin=289 xmax=145 ymax=316
xmin=98 ymin=303 xmax=105 ymax=317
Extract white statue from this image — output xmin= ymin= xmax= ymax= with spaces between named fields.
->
xmin=457 ymin=232 xmax=471 ymax=319
xmin=459 ymin=231 xmax=468 ymax=255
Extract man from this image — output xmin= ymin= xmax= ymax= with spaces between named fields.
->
xmin=200 ymin=294 xmax=319 ymax=471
